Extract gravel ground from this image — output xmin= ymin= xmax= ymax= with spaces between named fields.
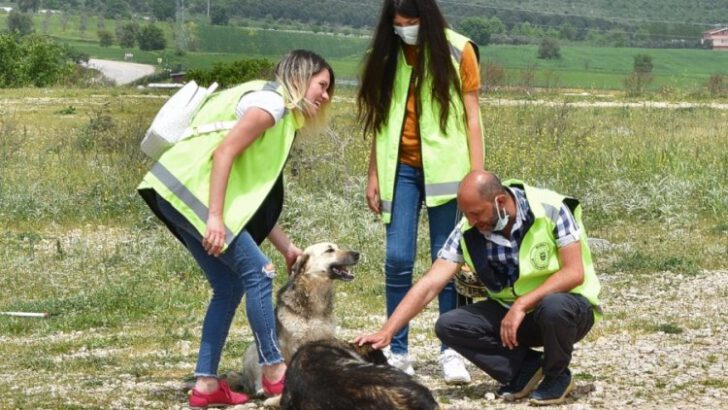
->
xmin=4 ymin=269 xmax=725 ymax=409
xmin=177 ymin=269 xmax=727 ymax=410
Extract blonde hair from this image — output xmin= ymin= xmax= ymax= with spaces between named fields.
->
xmin=274 ymin=50 xmax=335 ymax=135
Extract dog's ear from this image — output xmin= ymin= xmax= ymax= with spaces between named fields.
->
xmin=291 ymin=253 xmax=309 ymax=277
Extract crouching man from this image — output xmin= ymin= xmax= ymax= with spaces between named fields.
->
xmin=355 ymin=170 xmax=601 ymax=405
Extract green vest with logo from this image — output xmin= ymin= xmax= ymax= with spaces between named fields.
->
xmin=460 ymin=180 xmax=601 ymax=319
xmin=138 ymin=80 xmax=302 ymax=251
xmin=376 ymin=29 xmax=483 ymax=223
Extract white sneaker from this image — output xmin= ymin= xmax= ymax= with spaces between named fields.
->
xmin=439 ymin=348 xmax=471 ymax=385
xmin=385 ymin=350 xmax=415 ymax=376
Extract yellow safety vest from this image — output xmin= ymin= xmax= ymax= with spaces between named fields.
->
xmin=460 ymin=180 xmax=602 ymax=320
xmin=138 ymin=80 xmax=303 ymax=250
xmin=376 ymin=29 xmax=483 ymax=223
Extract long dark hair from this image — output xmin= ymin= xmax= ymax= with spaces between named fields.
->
xmin=357 ymin=0 xmax=461 ymax=136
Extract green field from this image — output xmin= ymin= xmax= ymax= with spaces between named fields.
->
xmin=481 ymin=45 xmax=728 ymax=90
xmin=3 ymin=12 xmax=728 ymax=91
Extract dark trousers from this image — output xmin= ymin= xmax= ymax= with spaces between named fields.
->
xmin=435 ymin=293 xmax=594 ymax=384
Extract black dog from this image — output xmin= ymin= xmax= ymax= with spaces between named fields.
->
xmin=281 ymin=338 xmax=439 ymax=410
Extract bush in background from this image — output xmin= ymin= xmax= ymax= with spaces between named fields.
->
xmin=116 ymin=21 xmax=139 ymax=48
xmin=0 ymin=33 xmax=75 ymax=87
xmin=187 ymin=58 xmax=275 ymax=89
xmin=137 ymin=24 xmax=166 ymax=51
xmin=624 ymin=54 xmax=655 ymax=97
xmin=633 ymin=53 xmax=654 ymax=73
xmin=459 ymin=16 xmax=491 ymax=46
xmin=538 ymin=37 xmax=561 ymax=59
xmin=7 ymin=10 xmax=34 ymax=37
xmin=624 ymin=72 xmax=653 ymax=97
xmin=707 ymin=74 xmax=726 ymax=97
xmin=483 ymin=62 xmax=506 ymax=91
xmin=98 ymin=29 xmax=114 ymax=47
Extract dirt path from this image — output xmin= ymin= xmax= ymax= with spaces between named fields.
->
xmin=87 ymin=58 xmax=156 ymax=85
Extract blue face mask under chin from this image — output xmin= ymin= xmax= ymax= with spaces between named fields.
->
xmin=493 ymin=198 xmax=509 ymax=233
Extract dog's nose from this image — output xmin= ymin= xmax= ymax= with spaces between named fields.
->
xmin=351 ymin=251 xmax=360 ymax=261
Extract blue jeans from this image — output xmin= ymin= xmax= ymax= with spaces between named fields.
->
xmin=386 ymin=163 xmax=459 ymax=354
xmin=155 ymin=196 xmax=284 ymax=377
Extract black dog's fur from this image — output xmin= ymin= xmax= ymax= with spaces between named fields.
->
xmin=281 ymin=338 xmax=439 ymax=410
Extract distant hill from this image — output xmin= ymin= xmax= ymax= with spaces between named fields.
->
xmin=13 ymin=0 xmax=726 ymax=48
xmin=16 ymin=0 xmax=728 ymax=30
xmin=443 ymin=0 xmax=728 ymax=27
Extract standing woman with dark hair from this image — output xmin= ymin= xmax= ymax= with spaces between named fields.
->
xmin=138 ymin=50 xmax=334 ymax=408
xmin=358 ymin=0 xmax=483 ymax=384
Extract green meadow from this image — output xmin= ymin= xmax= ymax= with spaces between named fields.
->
xmin=3 ymin=12 xmax=728 ymax=91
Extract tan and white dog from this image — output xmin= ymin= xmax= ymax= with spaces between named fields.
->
xmin=234 ymin=242 xmax=359 ymax=400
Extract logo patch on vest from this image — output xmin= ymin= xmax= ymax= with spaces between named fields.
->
xmin=530 ymin=242 xmax=551 ymax=270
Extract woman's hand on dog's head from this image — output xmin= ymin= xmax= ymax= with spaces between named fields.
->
xmin=284 ymin=244 xmax=303 ymax=275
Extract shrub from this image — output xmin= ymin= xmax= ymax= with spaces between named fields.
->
xmin=459 ymin=17 xmax=491 ymax=46
xmin=150 ymin=0 xmax=176 ymax=21
xmin=624 ymin=72 xmax=653 ymax=97
xmin=483 ymin=62 xmax=505 ymax=91
xmin=707 ymin=74 xmax=726 ymax=97
xmin=633 ymin=54 xmax=653 ymax=73
xmin=0 ymin=34 xmax=23 ymax=86
xmin=210 ymin=5 xmax=231 ymax=26
xmin=116 ymin=22 xmax=139 ymax=49
xmin=22 ymin=34 xmax=75 ymax=87
xmin=186 ymin=58 xmax=275 ymax=89
xmin=64 ymin=46 xmax=90 ymax=64
xmin=7 ymin=11 xmax=34 ymax=37
xmin=0 ymin=33 xmax=74 ymax=87
xmin=98 ymin=30 xmax=114 ymax=47
xmin=537 ymin=37 xmax=561 ymax=59
xmin=137 ymin=24 xmax=166 ymax=51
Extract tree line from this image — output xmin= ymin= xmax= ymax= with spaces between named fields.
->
xmin=10 ymin=0 xmax=725 ymax=46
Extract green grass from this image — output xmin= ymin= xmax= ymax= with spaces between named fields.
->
xmin=4 ymin=13 xmax=728 ymax=90
xmin=0 ymin=87 xmax=726 ymax=408
xmin=483 ymin=44 xmax=728 ymax=90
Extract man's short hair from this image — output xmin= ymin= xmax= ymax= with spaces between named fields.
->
xmin=476 ymin=173 xmax=505 ymax=200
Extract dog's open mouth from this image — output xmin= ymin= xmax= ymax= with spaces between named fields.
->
xmin=330 ymin=264 xmax=355 ymax=281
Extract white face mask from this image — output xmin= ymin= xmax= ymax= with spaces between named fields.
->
xmin=393 ymin=24 xmax=419 ymax=45
xmin=493 ymin=198 xmax=509 ymax=232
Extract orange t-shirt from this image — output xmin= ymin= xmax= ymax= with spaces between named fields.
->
xmin=399 ymin=42 xmax=480 ymax=168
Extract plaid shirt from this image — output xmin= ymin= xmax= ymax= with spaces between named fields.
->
xmin=438 ymin=187 xmax=581 ymax=285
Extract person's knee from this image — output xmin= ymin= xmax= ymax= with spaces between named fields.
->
xmin=262 ymin=262 xmax=276 ymax=279
xmin=534 ymin=293 xmax=574 ymax=325
xmin=435 ymin=309 xmax=461 ymax=343
xmin=211 ymin=283 xmax=244 ymax=303
xmin=384 ymin=249 xmax=414 ymax=276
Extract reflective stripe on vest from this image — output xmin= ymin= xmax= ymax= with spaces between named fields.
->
xmin=375 ymin=29 xmax=482 ymax=224
xmin=459 ymin=181 xmax=602 ymax=320
xmin=149 ymin=161 xmax=236 ymax=244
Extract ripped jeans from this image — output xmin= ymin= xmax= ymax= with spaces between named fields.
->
xmin=156 ymin=196 xmax=284 ymax=377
